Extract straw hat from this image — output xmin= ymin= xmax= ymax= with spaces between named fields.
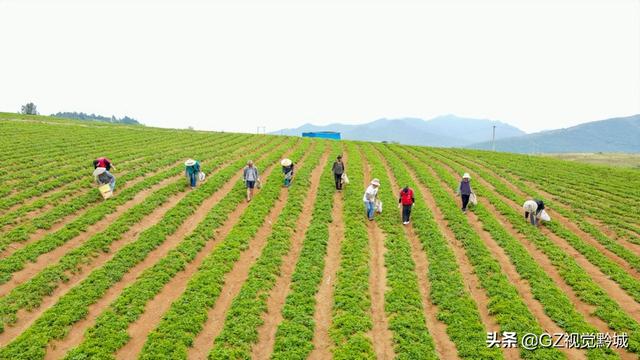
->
xmin=185 ymin=159 xmax=196 ymax=166
xmin=281 ymin=158 xmax=292 ymax=167
xmin=371 ymin=178 xmax=380 ymax=186
xmin=93 ymin=167 xmax=106 ymax=176
xmin=462 ymin=173 xmax=471 ymax=179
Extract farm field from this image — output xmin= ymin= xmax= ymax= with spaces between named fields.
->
xmin=1 ymin=112 xmax=640 ymax=359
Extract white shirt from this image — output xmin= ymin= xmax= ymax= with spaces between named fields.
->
xmin=363 ymin=185 xmax=378 ymax=202
xmin=523 ymin=200 xmax=538 ymax=213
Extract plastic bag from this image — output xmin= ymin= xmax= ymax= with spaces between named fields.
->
xmin=538 ymin=209 xmax=551 ymax=222
xmin=198 ymin=172 xmax=206 ymax=182
xmin=341 ymin=173 xmax=350 ymax=184
xmin=256 ymin=179 xmax=262 ymax=189
xmin=375 ymin=199 xmax=383 ymax=213
xmin=469 ymin=193 xmax=478 ymax=206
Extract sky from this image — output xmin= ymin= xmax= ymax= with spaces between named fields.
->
xmin=1 ymin=0 xmax=639 ymax=134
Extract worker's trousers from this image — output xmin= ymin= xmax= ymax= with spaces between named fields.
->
xmin=461 ymin=194 xmax=470 ymax=211
xmin=402 ymin=205 xmax=412 ymax=223
xmin=365 ymin=201 xmax=375 ymax=220
xmin=188 ymin=173 xmax=197 ymax=187
xmin=334 ymin=173 xmax=343 ymax=190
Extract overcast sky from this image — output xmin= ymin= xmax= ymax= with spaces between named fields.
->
xmin=1 ymin=0 xmax=638 ymax=133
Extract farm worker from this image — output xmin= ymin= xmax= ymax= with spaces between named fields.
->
xmin=184 ymin=159 xmax=201 ymax=189
xmin=243 ymin=160 xmax=260 ymax=201
xmin=363 ymin=178 xmax=380 ymax=221
xmin=398 ymin=186 xmax=415 ymax=225
xmin=332 ymin=155 xmax=345 ymax=190
xmin=93 ymin=157 xmax=115 ymax=171
xmin=523 ymin=199 xmax=545 ymax=225
xmin=93 ymin=167 xmax=116 ymax=192
xmin=455 ymin=173 xmax=473 ymax=213
xmin=281 ymin=159 xmax=294 ymax=187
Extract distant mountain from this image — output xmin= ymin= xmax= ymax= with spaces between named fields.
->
xmin=468 ymin=114 xmax=640 ymax=153
xmin=272 ymin=115 xmax=525 ymax=147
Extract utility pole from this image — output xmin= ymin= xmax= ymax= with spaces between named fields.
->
xmin=491 ymin=125 xmax=496 ymax=151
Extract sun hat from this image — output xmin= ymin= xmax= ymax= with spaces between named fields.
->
xmin=247 ymin=160 xmax=254 ymax=165
xmin=462 ymin=173 xmax=471 ymax=179
xmin=185 ymin=159 xmax=196 ymax=166
xmin=93 ymin=167 xmax=107 ymax=176
xmin=371 ymin=178 xmax=380 ymax=186
xmin=281 ymin=158 xmax=292 ymax=167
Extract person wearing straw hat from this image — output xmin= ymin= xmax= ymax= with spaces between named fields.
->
xmin=281 ymin=158 xmax=294 ymax=187
xmin=243 ymin=160 xmax=260 ymax=201
xmin=363 ymin=178 xmax=380 ymax=221
xmin=332 ymin=155 xmax=345 ymax=190
xmin=93 ymin=167 xmax=116 ymax=192
xmin=93 ymin=157 xmax=115 ymax=171
xmin=184 ymin=159 xmax=201 ymax=189
xmin=455 ymin=172 xmax=474 ymax=213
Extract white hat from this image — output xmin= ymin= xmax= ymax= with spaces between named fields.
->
xmin=185 ymin=159 xmax=196 ymax=166
xmin=281 ymin=158 xmax=292 ymax=166
xmin=93 ymin=167 xmax=106 ymax=176
xmin=371 ymin=178 xmax=380 ymax=186
xmin=462 ymin=173 xmax=471 ymax=179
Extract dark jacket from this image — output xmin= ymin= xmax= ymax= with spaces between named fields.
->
xmin=332 ymin=161 xmax=345 ymax=175
xmin=458 ymin=180 xmax=472 ymax=195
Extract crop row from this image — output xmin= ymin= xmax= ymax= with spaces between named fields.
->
xmin=328 ymin=142 xmax=375 ymax=359
xmin=448 ymin=150 xmax=640 ymax=236
xmin=374 ymin=144 xmax=500 ymax=359
xmin=434 ymin=150 xmax=640 ymax=274
xmin=428 ymin=149 xmax=640 ymax=307
xmin=0 ymin=134 xmax=243 ymax=230
xmin=63 ymin=139 xmax=311 ymax=359
xmin=0 ymin=132 xmax=240 ymax=223
xmin=0 ymin=136 xmax=281 ymax=334
xmin=450 ymin=151 xmax=640 ymax=243
xmin=270 ymin=144 xmax=339 ymax=359
xmin=394 ymin=145 xmax=562 ymax=359
xmin=0 ymin=134 xmax=265 ymax=286
xmin=208 ymin=141 xmax=326 ymax=358
xmin=360 ymin=143 xmax=438 ymax=359
xmin=419 ymin=148 xmax=640 ymax=354
xmin=138 ymin=139 xmax=311 ymax=359
xmin=418 ymin=148 xmax=616 ymax=359
xmin=0 ymin=137 xmax=298 ymax=359
xmin=0 ymin=134 xmax=251 ymax=250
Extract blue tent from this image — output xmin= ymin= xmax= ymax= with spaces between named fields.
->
xmin=301 ymin=131 xmax=341 ymax=140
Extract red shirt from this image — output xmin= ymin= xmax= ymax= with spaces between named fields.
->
xmin=96 ymin=157 xmax=111 ymax=168
xmin=399 ymin=188 xmax=415 ymax=206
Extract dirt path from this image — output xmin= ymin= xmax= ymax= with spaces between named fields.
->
xmin=458 ymin=158 xmax=640 ymax=278
xmin=0 ymin=158 xmax=186 ymax=258
xmin=374 ymin=152 xmax=459 ymax=359
xmin=401 ymin=161 xmax=518 ymax=360
xmin=360 ymin=155 xmax=396 ymax=360
xmin=0 ymin=175 xmax=179 ymax=297
xmin=43 ymin=147 xmax=287 ymax=359
xmin=0 ymin=186 xmax=188 ymax=347
xmin=251 ymin=151 xmax=330 ymax=359
xmin=309 ymin=191 xmax=344 ymax=360
xmin=187 ymin=146 xmax=309 ymax=360
xmin=187 ymin=184 xmax=290 ymax=360
xmin=432 ymin=161 xmax=587 ymax=359
xmin=309 ymin=149 xmax=348 ymax=360
xmin=457 ymin=154 xmax=640 ymax=253
xmin=113 ymin=191 xmax=252 ymax=359
xmin=447 ymin=162 xmax=640 ymax=323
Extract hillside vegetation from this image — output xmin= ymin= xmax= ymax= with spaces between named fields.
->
xmin=1 ymin=113 xmax=639 ymax=359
